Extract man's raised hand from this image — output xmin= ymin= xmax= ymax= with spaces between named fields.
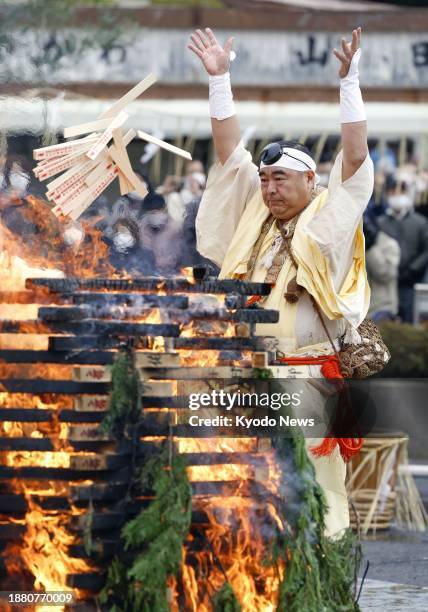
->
xmin=333 ymin=27 xmax=361 ymax=79
xmin=188 ymin=28 xmax=234 ymax=76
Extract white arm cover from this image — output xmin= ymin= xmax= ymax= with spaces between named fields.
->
xmin=208 ymin=72 xmax=236 ymax=121
xmin=340 ymin=48 xmax=366 ymax=124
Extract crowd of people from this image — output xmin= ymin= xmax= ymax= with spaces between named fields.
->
xmin=363 ymin=149 xmax=428 ymax=323
xmin=2 ymin=142 xmax=428 ymax=324
xmin=0 ymin=154 xmax=213 ymax=276
xmin=86 ymin=157 xmax=215 ymax=275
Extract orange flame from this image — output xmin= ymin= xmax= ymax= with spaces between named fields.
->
xmin=0 ymin=194 xmax=287 ymax=610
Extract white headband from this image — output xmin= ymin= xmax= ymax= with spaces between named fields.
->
xmin=260 ymin=147 xmax=317 ymax=173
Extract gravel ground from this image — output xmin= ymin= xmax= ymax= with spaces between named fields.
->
xmin=356 ymin=474 xmax=428 ymax=610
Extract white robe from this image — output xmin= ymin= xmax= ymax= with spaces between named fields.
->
xmin=196 ymin=142 xmax=374 ymax=538
xmin=196 ymin=141 xmax=373 ymax=349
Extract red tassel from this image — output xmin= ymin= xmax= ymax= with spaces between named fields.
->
xmin=320 ymin=357 xmax=343 ymax=382
xmin=246 ymin=295 xmax=262 ymax=306
xmin=310 ymin=437 xmax=363 ymax=463
xmin=277 ymin=354 xmax=363 ymax=462
xmin=338 ymin=437 xmax=364 ymax=462
xmin=310 ymin=437 xmax=338 ymax=458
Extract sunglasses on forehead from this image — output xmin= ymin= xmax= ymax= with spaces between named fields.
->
xmin=260 ymin=142 xmax=313 ymax=170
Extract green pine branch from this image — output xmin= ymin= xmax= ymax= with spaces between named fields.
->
xmin=101 ymin=348 xmax=141 ymax=437
xmin=99 ymin=445 xmax=192 ymax=611
xmin=266 ymin=381 xmax=361 ymax=612
xmin=212 ymin=581 xmax=242 ymax=612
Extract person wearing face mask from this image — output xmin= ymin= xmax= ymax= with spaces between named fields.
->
xmin=163 ymin=162 xmax=207 ymax=226
xmin=137 ymin=190 xmax=186 ymax=274
xmin=1 ymin=158 xmax=30 ymax=197
xmin=108 ymin=218 xmax=155 ymax=275
xmin=378 ymin=177 xmax=428 ymax=323
xmin=181 ymin=160 xmax=207 ymax=201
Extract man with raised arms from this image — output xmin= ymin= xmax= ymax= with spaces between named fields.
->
xmin=188 ymin=27 xmax=373 ymax=538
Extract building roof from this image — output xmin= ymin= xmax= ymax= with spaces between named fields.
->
xmin=2 ymin=94 xmax=427 ymax=138
xmin=224 ymin=0 xmax=397 ymax=11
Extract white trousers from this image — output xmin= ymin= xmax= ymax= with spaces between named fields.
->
xmin=305 ymin=436 xmax=349 ymax=538
xmin=279 ymin=376 xmax=349 ymax=539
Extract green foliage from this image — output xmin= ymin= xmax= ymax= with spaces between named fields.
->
xmin=99 ymin=444 xmax=192 ymax=611
xmin=102 ymin=349 xmax=141 ymax=437
xmin=212 ymin=581 xmax=242 ymax=612
xmin=83 ymin=494 xmax=94 ymax=555
xmin=0 ymin=0 xmax=134 ymax=79
xmin=151 ymin=0 xmax=224 ymax=7
xmin=1 ymin=0 xmax=114 ymax=31
xmin=100 ymin=357 xmax=359 ymax=611
xmin=266 ymin=382 xmax=361 ymax=612
xmin=99 ymin=558 xmax=128 ymax=612
xmin=252 ymin=367 xmax=273 ymax=379
xmin=378 ymin=322 xmax=428 ymax=378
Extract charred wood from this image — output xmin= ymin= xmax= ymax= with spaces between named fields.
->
xmin=0 ymin=350 xmax=117 ymax=364
xmin=26 ymin=277 xmax=272 ymax=296
xmin=71 ymin=293 xmax=189 ymax=308
xmin=2 ymin=320 xmax=180 ymax=337
xmin=0 ymin=379 xmax=109 ymax=393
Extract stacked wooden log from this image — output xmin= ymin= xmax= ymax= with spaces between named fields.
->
xmin=0 ymin=272 xmax=287 ymax=608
